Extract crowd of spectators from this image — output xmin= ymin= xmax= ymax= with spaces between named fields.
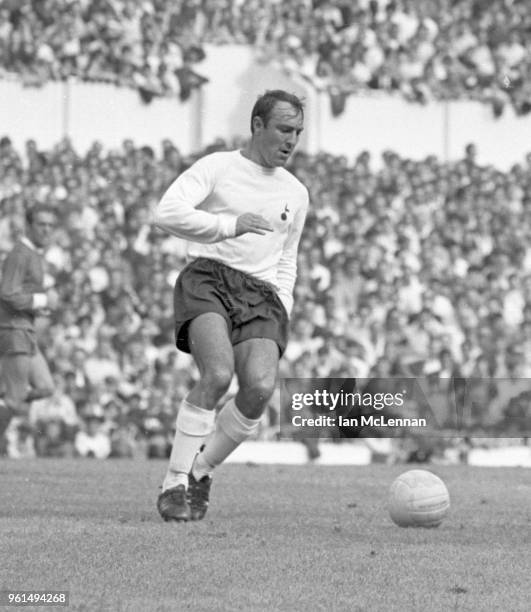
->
xmin=256 ymin=0 xmax=531 ymax=117
xmin=1 ymin=134 xmax=530 ymax=458
xmin=0 ymin=0 xmax=210 ymax=102
xmin=1 ymin=0 xmax=530 ymax=115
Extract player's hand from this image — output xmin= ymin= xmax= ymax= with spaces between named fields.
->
xmin=235 ymin=213 xmax=273 ymax=236
xmin=46 ymin=288 xmax=59 ymax=310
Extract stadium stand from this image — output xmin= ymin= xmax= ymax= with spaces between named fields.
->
xmin=1 ymin=135 xmax=530 ymax=456
xmin=1 ymin=0 xmax=531 ymax=458
xmin=0 ymin=0 xmax=530 ymax=114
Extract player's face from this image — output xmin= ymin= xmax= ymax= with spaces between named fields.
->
xmin=29 ymin=211 xmax=56 ymax=249
xmin=253 ymin=101 xmax=304 ymax=167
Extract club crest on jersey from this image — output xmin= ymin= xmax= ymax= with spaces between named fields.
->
xmin=281 ymin=204 xmax=290 ymax=221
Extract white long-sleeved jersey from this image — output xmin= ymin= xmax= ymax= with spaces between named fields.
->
xmin=153 ymin=150 xmax=309 ymax=315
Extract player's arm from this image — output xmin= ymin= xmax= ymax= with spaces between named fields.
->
xmin=153 ymin=155 xmax=272 ymax=242
xmin=152 ymin=155 xmax=237 ymax=243
xmin=0 ymin=248 xmax=51 ymax=313
xmin=276 ymin=195 xmax=309 ymax=317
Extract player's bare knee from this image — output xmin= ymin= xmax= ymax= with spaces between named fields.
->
xmin=35 ymin=383 xmax=54 ymax=399
xmin=201 ymin=365 xmax=233 ymax=399
xmin=240 ymin=375 xmax=276 ymax=412
xmin=43 ymin=384 xmax=54 ymax=398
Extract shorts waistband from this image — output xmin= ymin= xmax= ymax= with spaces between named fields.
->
xmin=193 ymin=257 xmax=277 ymax=295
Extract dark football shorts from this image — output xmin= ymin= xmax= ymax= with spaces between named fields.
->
xmin=174 ymin=257 xmax=289 ymax=356
xmin=0 ymin=327 xmax=37 ymax=357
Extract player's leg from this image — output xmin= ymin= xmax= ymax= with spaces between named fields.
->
xmin=0 ymin=360 xmax=6 ymax=452
xmin=163 ymin=312 xmax=234 ymax=486
xmin=0 ymin=355 xmax=32 ymax=453
xmin=27 ymin=349 xmax=54 ymax=402
xmin=1 ymin=355 xmax=32 ymax=414
xmin=158 ymin=312 xmax=234 ymax=521
xmin=190 ymin=338 xmax=279 ymax=518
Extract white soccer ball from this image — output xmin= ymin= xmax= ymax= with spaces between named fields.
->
xmin=388 ymin=469 xmax=450 ymax=528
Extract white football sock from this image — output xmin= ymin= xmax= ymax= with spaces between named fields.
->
xmin=198 ymin=398 xmax=261 ymax=471
xmin=191 ymin=451 xmax=214 ymax=481
xmin=162 ymin=398 xmax=215 ymax=492
xmin=163 ymin=472 xmax=188 ymax=490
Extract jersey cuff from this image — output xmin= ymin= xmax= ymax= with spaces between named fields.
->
xmin=217 ymin=215 xmax=238 ymax=239
xmin=32 ymin=293 xmax=48 ymax=309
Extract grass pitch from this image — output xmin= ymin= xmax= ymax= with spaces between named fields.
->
xmin=1 ymin=459 xmax=530 ymax=612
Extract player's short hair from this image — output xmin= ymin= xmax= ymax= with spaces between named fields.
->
xmin=250 ymin=90 xmax=304 ymax=133
xmin=25 ymin=204 xmax=58 ymax=226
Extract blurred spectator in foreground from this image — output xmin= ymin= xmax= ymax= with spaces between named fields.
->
xmin=109 ymin=420 xmax=139 ymax=458
xmin=30 ymin=372 xmax=80 ymax=457
xmin=4 ymin=418 xmax=35 ymax=459
xmin=74 ymin=409 xmax=111 ymax=459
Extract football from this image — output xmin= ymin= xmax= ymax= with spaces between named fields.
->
xmin=389 ymin=469 xmax=450 ymax=528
